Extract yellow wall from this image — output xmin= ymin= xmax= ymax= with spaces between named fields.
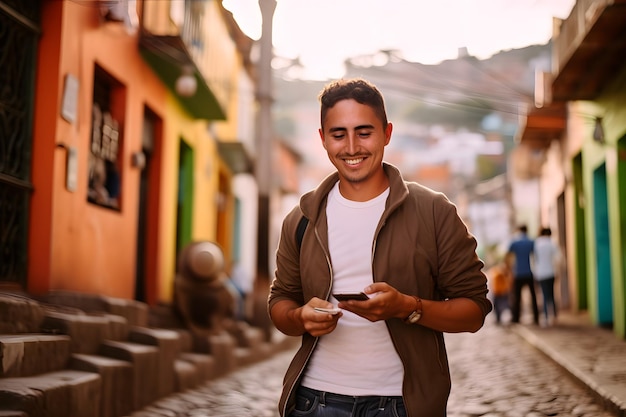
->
xmin=156 ymin=96 xmax=222 ymax=302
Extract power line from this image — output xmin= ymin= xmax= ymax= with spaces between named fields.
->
xmin=346 ymin=60 xmax=533 ymax=117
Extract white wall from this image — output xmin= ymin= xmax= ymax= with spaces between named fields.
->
xmin=233 ymin=174 xmax=258 ymax=288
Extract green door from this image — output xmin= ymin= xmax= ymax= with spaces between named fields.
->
xmin=176 ymin=140 xmax=194 ymax=265
xmin=593 ymin=163 xmax=613 ymax=325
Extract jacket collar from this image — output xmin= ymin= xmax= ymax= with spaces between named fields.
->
xmin=299 ymin=162 xmax=409 ymax=222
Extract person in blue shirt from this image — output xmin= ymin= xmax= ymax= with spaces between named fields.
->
xmin=507 ymin=225 xmax=539 ymax=325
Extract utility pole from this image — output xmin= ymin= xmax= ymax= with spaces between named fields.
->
xmin=255 ymin=0 xmax=276 ymax=282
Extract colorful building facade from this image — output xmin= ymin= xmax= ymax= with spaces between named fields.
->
xmin=518 ymin=0 xmax=626 ymax=338
xmin=0 ymin=0 xmax=257 ymax=307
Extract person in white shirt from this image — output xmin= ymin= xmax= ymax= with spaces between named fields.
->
xmin=533 ymin=227 xmax=560 ymax=326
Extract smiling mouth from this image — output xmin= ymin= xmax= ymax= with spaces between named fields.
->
xmin=344 ymin=157 xmax=364 ymax=165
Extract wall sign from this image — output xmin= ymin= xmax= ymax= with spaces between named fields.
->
xmin=61 ymin=74 xmax=79 ymax=124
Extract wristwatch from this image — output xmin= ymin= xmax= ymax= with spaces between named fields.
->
xmin=404 ymin=295 xmax=423 ymax=324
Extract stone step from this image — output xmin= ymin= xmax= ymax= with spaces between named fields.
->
xmin=0 ymin=410 xmax=29 ymax=416
xmin=98 ymin=340 xmax=160 ymax=410
xmin=70 ymin=353 xmax=134 ymax=417
xmin=127 ymin=326 xmax=180 ymax=399
xmin=0 ymin=289 xmax=290 ymax=416
xmin=0 ymin=369 xmax=101 ymax=417
xmin=174 ymin=329 xmax=193 ymax=353
xmin=0 ymin=335 xmax=71 ymax=378
xmin=235 ymin=343 xmax=275 ymax=367
xmin=178 ymin=352 xmax=215 ymax=385
xmin=228 ymin=321 xmax=273 ymax=366
xmin=0 ymin=329 xmax=289 ymax=416
xmin=173 ymin=359 xmax=199 ymax=392
xmin=0 ymin=292 xmax=44 ymax=334
xmin=228 ymin=321 xmax=265 ymax=348
xmin=42 ymin=290 xmax=148 ymax=327
xmin=40 ymin=308 xmax=128 ymax=354
xmin=190 ymin=331 xmax=237 ymax=378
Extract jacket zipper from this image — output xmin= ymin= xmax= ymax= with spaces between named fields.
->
xmin=374 ymin=217 xmax=421 ymax=417
xmin=371 ymin=218 xmax=385 ymax=283
xmin=282 ymin=222 xmax=334 ymax=417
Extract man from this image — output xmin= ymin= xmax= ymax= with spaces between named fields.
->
xmin=268 ymin=78 xmax=492 ymax=417
xmin=507 ymin=224 xmax=539 ymax=325
xmin=533 ymin=227 xmax=560 ymax=326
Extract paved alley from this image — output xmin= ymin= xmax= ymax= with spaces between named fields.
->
xmin=129 ymin=319 xmax=618 ymax=417
xmin=445 ymin=321 xmax=616 ymax=416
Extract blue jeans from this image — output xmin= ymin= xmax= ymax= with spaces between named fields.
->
xmin=289 ymin=386 xmax=407 ymax=417
xmin=538 ymin=277 xmax=557 ymax=320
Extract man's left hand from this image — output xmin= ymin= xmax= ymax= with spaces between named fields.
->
xmin=337 ymin=282 xmax=414 ymax=322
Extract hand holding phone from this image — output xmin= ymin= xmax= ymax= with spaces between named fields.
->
xmin=314 ymin=307 xmax=341 ymax=315
xmin=333 ymin=292 xmax=369 ymax=302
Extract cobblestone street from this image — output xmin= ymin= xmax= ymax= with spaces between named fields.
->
xmin=129 ymin=318 xmax=618 ymax=417
xmin=445 ymin=321 xmax=615 ymax=416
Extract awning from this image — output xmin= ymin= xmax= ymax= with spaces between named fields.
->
xmin=139 ymin=34 xmax=226 ymax=120
xmin=217 ymin=141 xmax=254 ymax=174
xmin=518 ymin=102 xmax=566 ymax=150
xmin=552 ymin=2 xmax=626 ymax=101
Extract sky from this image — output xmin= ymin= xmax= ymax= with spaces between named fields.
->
xmin=222 ymin=0 xmax=576 ymax=80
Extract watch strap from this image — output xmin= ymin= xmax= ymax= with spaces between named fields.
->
xmin=404 ymin=295 xmax=423 ymax=323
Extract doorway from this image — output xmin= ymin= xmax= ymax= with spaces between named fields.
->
xmin=134 ymin=107 xmax=161 ymax=303
xmin=176 ymin=140 xmax=194 ymax=265
xmin=593 ymin=163 xmax=613 ymax=326
xmin=0 ymin=0 xmax=40 ymax=288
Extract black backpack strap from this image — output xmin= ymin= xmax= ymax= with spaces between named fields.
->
xmin=295 ymin=215 xmax=309 ymax=250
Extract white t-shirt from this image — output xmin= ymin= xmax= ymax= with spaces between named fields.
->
xmin=533 ymin=236 xmax=560 ymax=281
xmin=300 ymin=182 xmax=404 ymax=396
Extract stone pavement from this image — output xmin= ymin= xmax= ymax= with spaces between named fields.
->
xmin=127 ymin=335 xmax=295 ymax=417
xmin=127 ymin=312 xmax=626 ymax=417
xmin=509 ymin=311 xmax=626 ymax=417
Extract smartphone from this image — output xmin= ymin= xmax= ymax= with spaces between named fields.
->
xmin=333 ymin=292 xmax=369 ymax=302
xmin=314 ymin=307 xmax=341 ymax=315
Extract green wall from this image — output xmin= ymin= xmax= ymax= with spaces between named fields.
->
xmin=577 ymin=66 xmax=626 ymax=337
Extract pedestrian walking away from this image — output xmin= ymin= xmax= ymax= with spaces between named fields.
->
xmin=268 ymin=78 xmax=492 ymax=417
xmin=533 ymin=227 xmax=560 ymax=326
xmin=507 ymin=224 xmax=539 ymax=325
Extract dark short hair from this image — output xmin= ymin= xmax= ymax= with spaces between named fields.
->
xmin=318 ymin=78 xmax=388 ymax=130
xmin=518 ymin=225 xmax=528 ymax=234
xmin=540 ymin=227 xmax=552 ymax=236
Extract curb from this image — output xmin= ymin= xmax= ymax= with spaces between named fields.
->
xmin=511 ymin=323 xmax=626 ymax=417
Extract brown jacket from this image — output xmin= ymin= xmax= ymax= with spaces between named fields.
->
xmin=269 ymin=163 xmax=492 ymax=417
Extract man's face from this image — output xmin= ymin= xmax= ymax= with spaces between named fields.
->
xmin=319 ymin=99 xmax=392 ymax=195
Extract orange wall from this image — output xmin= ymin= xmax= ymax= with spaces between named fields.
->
xmin=29 ymin=0 xmax=63 ymax=294
xmin=30 ymin=1 xmax=167 ymax=299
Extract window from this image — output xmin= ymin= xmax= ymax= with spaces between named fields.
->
xmin=88 ymin=65 xmax=124 ymax=209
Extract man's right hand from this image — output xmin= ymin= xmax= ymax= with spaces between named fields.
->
xmin=300 ymin=298 xmax=343 ymax=337
xmin=270 ymin=298 xmax=342 ymax=337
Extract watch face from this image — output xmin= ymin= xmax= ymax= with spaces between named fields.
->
xmin=407 ymin=311 xmax=421 ymax=323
